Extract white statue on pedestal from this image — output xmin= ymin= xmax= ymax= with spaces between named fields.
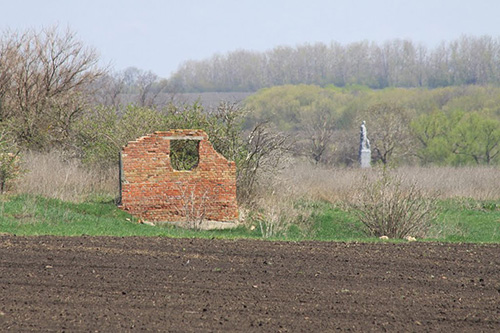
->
xmin=359 ymin=121 xmax=371 ymax=168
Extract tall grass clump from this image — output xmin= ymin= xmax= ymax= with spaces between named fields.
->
xmin=244 ymin=172 xmax=315 ymax=239
xmin=251 ymin=192 xmax=314 ymax=239
xmin=348 ymin=167 xmax=439 ymax=239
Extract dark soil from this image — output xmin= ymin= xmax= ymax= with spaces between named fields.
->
xmin=1 ymin=236 xmax=499 ymax=332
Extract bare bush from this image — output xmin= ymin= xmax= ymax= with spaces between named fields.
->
xmin=237 ymin=122 xmax=291 ymax=205
xmin=348 ymin=168 xmax=438 ymax=239
xmin=14 ymin=151 xmax=116 ymax=202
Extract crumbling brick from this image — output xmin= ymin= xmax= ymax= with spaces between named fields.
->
xmin=119 ymin=130 xmax=238 ymax=223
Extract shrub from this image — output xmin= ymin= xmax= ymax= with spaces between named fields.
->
xmin=0 ymin=130 xmax=21 ymax=193
xmin=349 ymin=168 xmax=438 ymax=239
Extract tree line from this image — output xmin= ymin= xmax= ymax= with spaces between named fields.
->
xmin=243 ymin=84 xmax=500 ymax=166
xmin=169 ymin=36 xmax=500 ymax=92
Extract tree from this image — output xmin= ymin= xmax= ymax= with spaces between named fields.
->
xmin=450 ymin=112 xmax=500 ymax=165
xmin=411 ymin=109 xmax=500 ymax=166
xmin=91 ymin=71 xmax=127 ymax=108
xmin=411 ymin=110 xmax=452 ymax=165
xmin=361 ymin=103 xmax=414 ymax=165
xmin=0 ymin=26 xmax=105 ymax=150
xmin=135 ymin=69 xmax=162 ymax=107
xmin=244 ymin=85 xmax=348 ymax=164
xmin=299 ymin=101 xmax=337 ymax=164
xmin=236 ymin=121 xmax=290 ymax=203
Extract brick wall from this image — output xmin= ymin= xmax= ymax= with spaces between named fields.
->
xmin=119 ymin=130 xmax=238 ymax=222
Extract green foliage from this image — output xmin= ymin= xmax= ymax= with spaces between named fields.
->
xmin=411 ymin=109 xmax=500 ymax=166
xmin=75 ymin=104 xmax=169 ymax=166
xmin=410 ymin=110 xmax=452 ymax=164
xmin=244 ymin=85 xmax=350 ymax=131
xmin=170 ymin=140 xmax=200 ymax=171
xmin=75 ymin=102 xmax=235 ymax=166
xmin=450 ymin=112 xmax=500 ymax=165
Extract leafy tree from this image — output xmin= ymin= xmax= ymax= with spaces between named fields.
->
xmin=450 ymin=112 xmax=500 ymax=165
xmin=412 ymin=109 xmax=500 ymax=166
xmin=411 ymin=110 xmax=452 ymax=165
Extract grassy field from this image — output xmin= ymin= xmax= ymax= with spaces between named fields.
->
xmin=2 ymin=153 xmax=499 ymax=242
xmin=1 ymin=194 xmax=499 ymax=243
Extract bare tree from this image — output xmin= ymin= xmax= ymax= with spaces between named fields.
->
xmin=0 ymin=35 xmax=18 ymax=122
xmin=237 ymin=122 xmax=290 ymax=204
xmin=136 ymin=70 xmax=160 ymax=107
xmin=0 ymin=26 xmax=105 ymax=149
xmin=299 ymin=108 xmax=336 ymax=164
xmin=91 ymin=71 xmax=126 ymax=108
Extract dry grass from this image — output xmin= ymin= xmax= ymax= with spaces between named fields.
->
xmin=252 ymin=188 xmax=314 ymax=238
xmin=10 ymin=151 xmax=500 ymax=205
xmin=13 ymin=151 xmax=117 ymax=202
xmin=276 ymin=163 xmax=500 ymax=203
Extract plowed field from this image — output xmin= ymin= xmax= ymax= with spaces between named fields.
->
xmin=1 ymin=236 xmax=499 ymax=332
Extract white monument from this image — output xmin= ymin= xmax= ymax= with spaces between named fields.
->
xmin=359 ymin=121 xmax=371 ymax=168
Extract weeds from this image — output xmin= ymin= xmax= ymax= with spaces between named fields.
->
xmin=176 ymin=184 xmax=209 ymax=230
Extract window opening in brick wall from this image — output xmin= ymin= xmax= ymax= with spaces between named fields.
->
xmin=170 ymin=139 xmax=200 ymax=171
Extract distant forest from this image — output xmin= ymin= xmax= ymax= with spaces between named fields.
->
xmin=168 ymin=35 xmax=500 ymax=92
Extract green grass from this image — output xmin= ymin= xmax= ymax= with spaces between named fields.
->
xmin=1 ymin=194 xmax=499 ymax=242
xmin=0 ymin=194 xmax=259 ymax=239
xmin=426 ymin=199 xmax=500 ymax=243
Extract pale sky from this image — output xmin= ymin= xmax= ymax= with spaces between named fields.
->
xmin=2 ymin=0 xmax=499 ymax=78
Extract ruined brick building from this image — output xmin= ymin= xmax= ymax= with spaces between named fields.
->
xmin=119 ymin=130 xmax=238 ymax=225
